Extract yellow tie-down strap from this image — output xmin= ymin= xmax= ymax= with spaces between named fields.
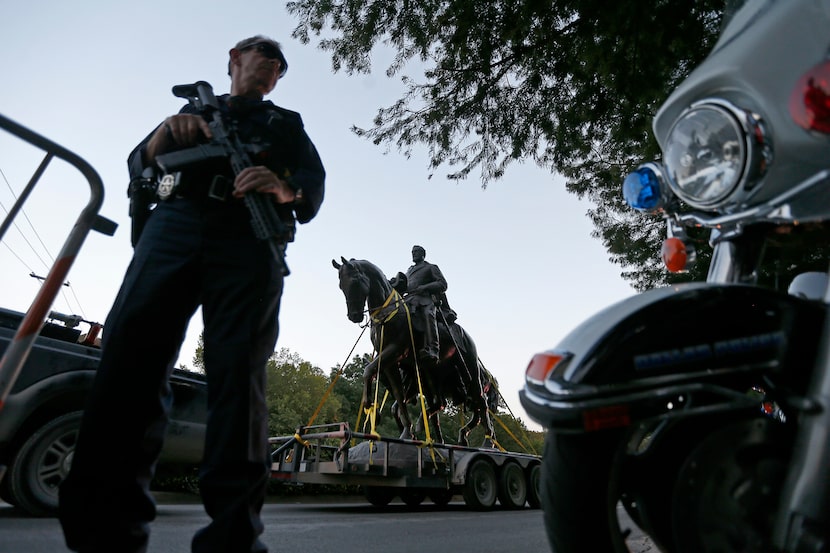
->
xmin=370 ymin=289 xmax=402 ymax=324
xmin=293 ymin=432 xmax=311 ymax=448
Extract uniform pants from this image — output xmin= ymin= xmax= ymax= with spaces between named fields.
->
xmin=59 ymin=197 xmax=283 ymax=553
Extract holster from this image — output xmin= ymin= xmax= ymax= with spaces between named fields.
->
xmin=127 ymin=167 xmax=158 ymax=247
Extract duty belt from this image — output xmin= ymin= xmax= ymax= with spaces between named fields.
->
xmin=157 ymin=172 xmax=235 ymax=202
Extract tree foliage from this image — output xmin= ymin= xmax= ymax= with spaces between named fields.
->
xmin=191 ymin=332 xmax=205 ymax=372
xmin=287 ymin=0 xmax=725 ymax=289
xmin=265 ymin=348 xmax=342 ymax=435
xmin=328 ymin=351 xmax=401 ymax=436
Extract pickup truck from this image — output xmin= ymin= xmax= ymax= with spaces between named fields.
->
xmin=0 ymin=306 xmax=207 ymax=516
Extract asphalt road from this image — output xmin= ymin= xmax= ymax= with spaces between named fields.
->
xmin=0 ymin=494 xmax=658 ymax=552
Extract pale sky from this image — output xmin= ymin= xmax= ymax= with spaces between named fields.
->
xmin=0 ymin=1 xmax=636 ymax=431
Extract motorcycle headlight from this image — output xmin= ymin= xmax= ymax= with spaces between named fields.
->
xmin=663 ymin=99 xmax=770 ymax=210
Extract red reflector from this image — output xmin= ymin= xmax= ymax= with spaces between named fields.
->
xmin=525 ymin=352 xmax=564 ymax=384
xmin=661 ymin=237 xmax=688 ymax=273
xmin=790 ymin=60 xmax=830 ymax=134
xmin=583 ymin=405 xmax=630 ymax=431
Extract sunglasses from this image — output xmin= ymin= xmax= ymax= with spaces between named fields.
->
xmin=242 ymin=42 xmax=282 ymax=63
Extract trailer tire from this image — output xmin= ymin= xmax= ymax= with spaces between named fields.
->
xmin=363 ymin=486 xmax=395 ymax=507
xmin=463 ymin=458 xmax=497 ymax=510
xmin=498 ymin=462 xmax=527 ymax=509
xmin=526 ymin=464 xmax=541 ymax=509
xmin=400 ymin=489 xmax=426 ymax=507
xmin=9 ymin=411 xmax=80 ymax=517
xmin=429 ymin=488 xmax=454 ymax=506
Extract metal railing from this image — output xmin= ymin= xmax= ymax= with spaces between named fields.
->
xmin=0 ymin=112 xmax=117 ymax=412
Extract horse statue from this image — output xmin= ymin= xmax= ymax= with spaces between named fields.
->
xmin=332 ymin=257 xmax=496 ymax=447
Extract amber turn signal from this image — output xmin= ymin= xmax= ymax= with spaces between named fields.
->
xmin=525 ymin=352 xmax=565 ymax=385
xmin=661 ymin=237 xmax=688 ymax=273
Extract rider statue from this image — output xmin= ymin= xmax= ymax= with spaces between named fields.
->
xmin=398 ymin=245 xmax=448 ymax=365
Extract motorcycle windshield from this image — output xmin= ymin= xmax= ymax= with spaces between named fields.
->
xmin=714 ymin=0 xmax=773 ymax=53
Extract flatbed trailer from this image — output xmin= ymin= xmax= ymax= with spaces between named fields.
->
xmin=269 ymin=422 xmax=541 ymax=510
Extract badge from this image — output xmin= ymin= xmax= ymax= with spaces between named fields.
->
xmin=157 ymin=173 xmax=177 ymax=200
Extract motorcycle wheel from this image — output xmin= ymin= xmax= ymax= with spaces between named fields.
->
xmin=671 ymin=417 xmax=791 ymax=552
xmin=542 ymin=415 xmax=792 ymax=553
xmin=541 ymin=429 xmax=631 ymax=552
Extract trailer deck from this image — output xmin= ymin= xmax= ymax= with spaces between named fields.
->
xmin=270 ymin=422 xmax=541 ymax=510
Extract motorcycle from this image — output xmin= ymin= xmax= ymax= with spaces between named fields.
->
xmin=519 ymin=0 xmax=830 ymax=551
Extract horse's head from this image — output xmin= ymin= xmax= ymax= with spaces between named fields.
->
xmin=332 ymin=257 xmax=370 ymax=323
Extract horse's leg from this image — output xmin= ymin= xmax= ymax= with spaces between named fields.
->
xmin=362 ymin=346 xmax=404 ymax=407
xmin=360 ymin=356 xmax=381 ymax=411
xmin=361 ymin=349 xmax=413 ymax=437
xmin=475 ymin=388 xmax=498 ymax=449
xmin=409 ymin=402 xmax=444 ymax=444
xmin=480 ymin=407 xmax=496 ymax=448
xmin=375 ymin=346 xmax=416 ymax=440
xmin=457 ymin=406 xmax=477 ymax=446
xmin=429 ymin=406 xmax=444 ymax=444
xmin=387 ymin=371 xmax=416 ymax=440
xmin=413 ymin=409 xmax=424 ymax=434
xmin=390 ymin=400 xmax=405 ymax=434
xmin=398 ymin=415 xmax=415 ymax=440
xmin=464 ymin=354 xmax=498 ymax=448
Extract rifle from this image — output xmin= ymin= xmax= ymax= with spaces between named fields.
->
xmin=154 ymin=81 xmax=293 ymax=276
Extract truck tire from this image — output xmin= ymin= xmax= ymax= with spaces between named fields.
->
xmin=526 ymin=463 xmax=541 ymax=509
xmin=462 ymin=458 xmax=496 ymax=510
xmin=9 ymin=411 xmax=81 ymax=517
xmin=363 ymin=486 xmax=395 ymax=507
xmin=399 ymin=489 xmax=426 ymax=507
xmin=428 ymin=488 xmax=454 ymax=506
xmin=497 ymin=462 xmax=527 ymax=509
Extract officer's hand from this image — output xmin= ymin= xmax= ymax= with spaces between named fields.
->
xmin=162 ymin=114 xmax=213 ymax=146
xmin=146 ymin=114 xmax=212 ymax=162
xmin=233 ymin=166 xmax=297 ymax=203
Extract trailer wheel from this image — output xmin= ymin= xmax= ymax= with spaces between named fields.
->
xmin=9 ymin=411 xmax=80 ymax=517
xmin=498 ymin=462 xmax=527 ymax=509
xmin=526 ymin=464 xmax=541 ymax=509
xmin=463 ymin=458 xmax=497 ymax=510
xmin=429 ymin=488 xmax=454 ymax=506
xmin=363 ymin=486 xmax=395 ymax=507
xmin=400 ymin=489 xmax=426 ymax=507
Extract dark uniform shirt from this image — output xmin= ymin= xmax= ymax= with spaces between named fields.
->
xmin=128 ymin=94 xmax=325 ymax=226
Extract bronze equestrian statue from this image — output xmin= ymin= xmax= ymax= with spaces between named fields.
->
xmin=332 ymin=257 xmax=496 ymax=447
